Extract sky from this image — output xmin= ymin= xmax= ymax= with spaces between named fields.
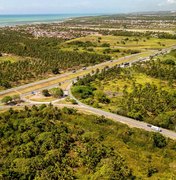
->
xmin=0 ymin=0 xmax=176 ymax=14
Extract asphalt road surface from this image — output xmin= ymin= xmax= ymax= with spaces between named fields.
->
xmin=0 ymin=46 xmax=176 ymax=140
xmin=68 ymin=83 xmax=176 ymax=140
xmin=0 ymin=51 xmax=159 ymax=97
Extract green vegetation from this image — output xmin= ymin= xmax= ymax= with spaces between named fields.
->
xmin=50 ymin=88 xmax=64 ymax=98
xmin=1 ymin=94 xmax=21 ymax=105
xmin=66 ymin=35 xmax=176 ymax=49
xmin=42 ymin=88 xmax=64 ymax=98
xmin=134 ymin=50 xmax=176 ymax=82
xmin=0 ymin=30 xmax=110 ymax=89
xmin=65 ymin=12 xmax=176 ymax=31
xmin=42 ymin=89 xmax=50 ymax=97
xmin=0 ymin=28 xmax=175 ymax=91
xmin=0 ymin=54 xmax=24 ymax=62
xmin=0 ymin=105 xmax=176 ymax=179
xmin=62 ymin=35 xmax=176 ymax=59
xmin=72 ymin=50 xmax=176 ymax=130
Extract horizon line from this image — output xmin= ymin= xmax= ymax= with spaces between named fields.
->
xmin=0 ymin=10 xmax=174 ymax=16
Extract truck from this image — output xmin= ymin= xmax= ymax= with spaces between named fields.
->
xmin=150 ymin=125 xmax=162 ymax=132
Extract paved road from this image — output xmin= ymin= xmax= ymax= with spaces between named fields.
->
xmin=2 ymin=96 xmax=176 ymax=140
xmin=0 ymin=50 xmax=160 ymax=97
xmin=1 ymin=46 xmax=175 ymax=98
xmin=0 ymin=46 xmax=176 ymax=140
xmin=67 ymin=82 xmax=176 ymax=140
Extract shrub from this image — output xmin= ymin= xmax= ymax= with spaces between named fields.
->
xmin=1 ymin=96 xmax=13 ymax=104
xmin=50 ymin=88 xmax=64 ymax=98
xmin=42 ymin=89 xmax=50 ymax=97
xmin=153 ymin=133 xmax=167 ymax=148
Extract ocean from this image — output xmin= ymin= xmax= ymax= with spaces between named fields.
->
xmin=0 ymin=14 xmax=93 ymax=27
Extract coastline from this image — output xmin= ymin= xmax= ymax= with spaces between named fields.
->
xmin=0 ymin=14 xmax=98 ymax=27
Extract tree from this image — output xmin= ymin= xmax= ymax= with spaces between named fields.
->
xmin=164 ymin=59 xmax=175 ymax=65
xmin=1 ymin=96 xmax=13 ymax=104
xmin=50 ymin=88 xmax=63 ymax=98
xmin=52 ymin=68 xmax=60 ymax=74
xmin=13 ymin=94 xmax=21 ymax=102
xmin=101 ymin=43 xmax=110 ymax=47
xmin=42 ymin=89 xmax=50 ymax=97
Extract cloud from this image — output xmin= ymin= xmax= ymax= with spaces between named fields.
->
xmin=159 ymin=0 xmax=176 ymax=6
xmin=167 ymin=0 xmax=176 ymax=3
xmin=0 ymin=0 xmax=176 ymax=14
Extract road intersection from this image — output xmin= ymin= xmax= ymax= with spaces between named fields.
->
xmin=0 ymin=46 xmax=176 ymax=140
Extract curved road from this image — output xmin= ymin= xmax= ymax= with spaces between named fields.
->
xmin=67 ymin=83 xmax=176 ymax=140
xmin=1 ymin=48 xmax=172 ymax=98
xmin=0 ymin=46 xmax=176 ymax=140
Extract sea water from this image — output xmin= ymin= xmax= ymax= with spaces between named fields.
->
xmin=0 ymin=14 xmax=92 ymax=27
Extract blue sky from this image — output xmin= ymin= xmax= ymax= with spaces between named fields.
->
xmin=0 ymin=0 xmax=176 ymax=14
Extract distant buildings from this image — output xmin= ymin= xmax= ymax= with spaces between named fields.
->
xmin=8 ymin=24 xmax=99 ymax=40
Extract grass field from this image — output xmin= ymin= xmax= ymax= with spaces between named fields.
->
xmin=0 ymin=54 xmax=24 ymax=62
xmin=158 ymin=50 xmax=176 ymax=62
xmin=62 ymin=35 xmax=176 ymax=59
xmin=88 ymin=71 xmax=176 ymax=112
xmin=26 ymin=94 xmax=56 ymax=102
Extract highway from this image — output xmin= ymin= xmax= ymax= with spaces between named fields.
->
xmin=67 ymin=83 xmax=176 ymax=140
xmin=0 ymin=46 xmax=176 ymax=140
xmin=1 ymin=86 xmax=176 ymax=140
xmin=1 ymin=46 xmax=175 ymax=98
xmin=0 ymin=51 xmax=159 ymax=98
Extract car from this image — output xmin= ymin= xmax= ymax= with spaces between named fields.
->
xmin=31 ymin=91 xmax=36 ymax=95
xmin=147 ymin=124 xmax=152 ymax=127
xmin=72 ymin=70 xmax=76 ymax=73
xmin=124 ymin=62 xmax=130 ymax=67
xmin=82 ymin=67 xmax=87 ymax=70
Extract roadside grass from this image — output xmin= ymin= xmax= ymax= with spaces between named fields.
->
xmin=0 ymin=52 xmax=154 ymax=100
xmin=158 ymin=52 xmax=176 ymax=62
xmin=55 ymin=97 xmax=73 ymax=105
xmin=26 ymin=95 xmax=56 ymax=102
xmin=59 ymin=80 xmax=72 ymax=90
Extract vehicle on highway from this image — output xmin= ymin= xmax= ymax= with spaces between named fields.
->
xmin=72 ymin=70 xmax=76 ymax=73
xmin=147 ymin=124 xmax=152 ymax=128
xmin=150 ymin=125 xmax=162 ymax=132
xmin=82 ymin=67 xmax=87 ymax=70
xmin=31 ymin=91 xmax=36 ymax=95
xmin=124 ymin=62 xmax=130 ymax=67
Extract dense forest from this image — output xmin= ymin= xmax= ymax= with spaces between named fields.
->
xmin=72 ymin=50 xmax=176 ymax=130
xmin=0 ymin=105 xmax=176 ymax=179
xmin=0 ymin=30 xmax=110 ymax=89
